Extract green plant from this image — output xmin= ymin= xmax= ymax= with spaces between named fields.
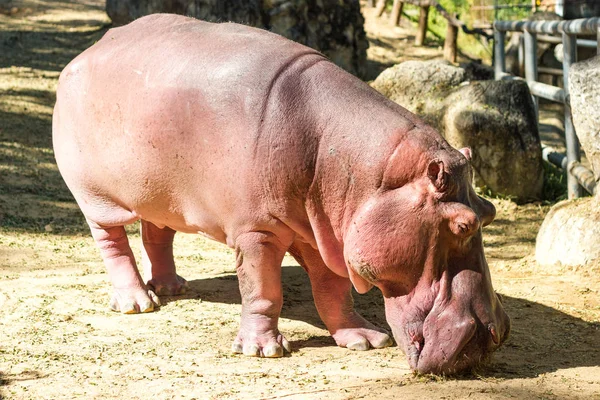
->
xmin=541 ymin=160 xmax=567 ymax=203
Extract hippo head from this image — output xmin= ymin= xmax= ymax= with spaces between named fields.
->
xmin=343 ymin=146 xmax=510 ymax=374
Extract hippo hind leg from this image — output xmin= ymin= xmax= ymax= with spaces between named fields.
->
xmin=289 ymin=242 xmax=393 ymax=351
xmin=87 ymin=216 xmax=160 ymax=314
xmin=141 ymin=220 xmax=188 ymax=296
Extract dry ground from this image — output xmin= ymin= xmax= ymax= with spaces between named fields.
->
xmin=1 ymin=1 xmax=599 ymax=399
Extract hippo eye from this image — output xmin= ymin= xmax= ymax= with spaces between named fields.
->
xmin=444 ymin=204 xmax=480 ymax=238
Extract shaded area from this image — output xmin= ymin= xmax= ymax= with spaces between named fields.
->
xmin=180 ymin=266 xmax=389 ymax=333
xmin=0 ymin=6 xmax=109 ymax=234
xmin=482 ymin=202 xmax=547 ymax=261
xmin=485 ymin=295 xmax=600 ymax=379
xmin=162 ymin=265 xmax=600 ymax=378
xmin=484 ymin=217 xmax=540 ymax=260
xmin=0 ymin=28 xmax=109 ymax=72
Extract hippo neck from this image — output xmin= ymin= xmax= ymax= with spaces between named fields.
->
xmin=303 ymin=63 xmax=450 ymax=276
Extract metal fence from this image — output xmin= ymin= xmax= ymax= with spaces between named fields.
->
xmin=493 ymin=17 xmax=600 ymax=198
xmin=472 ymin=0 xmax=535 ymax=28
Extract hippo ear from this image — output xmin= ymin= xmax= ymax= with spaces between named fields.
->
xmin=348 ymin=267 xmax=374 ymax=294
xmin=459 ymin=147 xmax=472 ymax=161
xmin=427 ymin=160 xmax=447 ymax=192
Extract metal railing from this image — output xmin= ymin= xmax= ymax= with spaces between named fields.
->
xmin=493 ymin=17 xmax=600 ymax=198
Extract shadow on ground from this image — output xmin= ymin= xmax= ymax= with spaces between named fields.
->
xmin=0 ymin=9 xmax=108 ymax=234
xmin=161 ymin=265 xmax=600 ymax=379
xmin=0 ymin=28 xmax=108 ymax=72
xmin=0 ymin=369 xmax=45 ymax=398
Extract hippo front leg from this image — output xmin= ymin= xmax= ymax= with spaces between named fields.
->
xmin=290 ymin=243 xmax=393 ymax=350
xmin=231 ymin=231 xmax=292 ymax=358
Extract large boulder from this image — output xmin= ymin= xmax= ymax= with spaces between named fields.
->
xmin=569 ymin=55 xmax=600 ymax=186
xmin=105 ymin=0 xmax=368 ymax=78
xmin=372 ymin=60 xmax=543 ymax=202
xmin=536 ymin=198 xmax=600 ymax=269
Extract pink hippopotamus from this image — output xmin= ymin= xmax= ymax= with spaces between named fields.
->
xmin=53 ymin=14 xmax=509 ymax=374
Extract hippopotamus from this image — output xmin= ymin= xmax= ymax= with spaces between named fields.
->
xmin=52 ymin=14 xmax=510 ymax=374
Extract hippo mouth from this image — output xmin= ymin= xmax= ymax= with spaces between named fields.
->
xmin=397 ymin=326 xmax=477 ymax=374
xmin=405 ymin=329 xmax=478 ymax=374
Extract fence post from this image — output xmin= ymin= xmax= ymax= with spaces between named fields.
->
xmin=444 ymin=16 xmax=458 ymax=62
xmin=391 ymin=0 xmax=404 ymax=26
xmin=415 ymin=6 xmax=430 ymax=46
xmin=523 ymin=30 xmax=539 ymax=116
xmin=493 ymin=29 xmax=506 ymax=80
xmin=562 ymin=32 xmax=582 ymax=199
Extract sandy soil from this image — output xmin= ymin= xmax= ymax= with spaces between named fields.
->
xmin=1 ymin=1 xmax=599 ymax=399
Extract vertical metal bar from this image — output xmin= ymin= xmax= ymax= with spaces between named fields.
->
xmin=518 ymin=34 xmax=524 ymax=76
xmin=524 ymin=30 xmax=539 ymax=117
xmin=597 ymin=25 xmax=600 ymax=55
xmin=562 ymin=32 xmax=582 ymax=199
xmin=494 ymin=29 xmax=506 ymax=80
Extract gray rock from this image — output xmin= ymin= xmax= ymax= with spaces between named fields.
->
xmin=105 ymin=0 xmax=368 ymax=77
xmin=569 ymin=55 xmax=600 ymax=185
xmin=444 ymin=80 xmax=543 ymax=201
xmin=371 ymin=60 xmax=466 ymax=120
xmin=536 ymin=197 xmax=600 ymax=269
xmin=371 ymin=60 xmax=543 ymax=202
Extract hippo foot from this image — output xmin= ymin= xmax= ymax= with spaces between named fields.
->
xmin=231 ymin=331 xmax=292 ymax=358
xmin=109 ymin=287 xmax=161 ymax=314
xmin=146 ymin=274 xmax=188 ymax=296
xmin=331 ymin=314 xmax=394 ymax=351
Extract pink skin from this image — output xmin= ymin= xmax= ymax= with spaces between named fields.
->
xmin=53 ymin=14 xmax=508 ymax=372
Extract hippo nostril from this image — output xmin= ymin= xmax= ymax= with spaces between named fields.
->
xmin=414 ymin=338 xmax=424 ymax=352
xmin=488 ymin=323 xmax=499 ymax=345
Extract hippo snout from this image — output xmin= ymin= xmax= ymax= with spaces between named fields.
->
xmin=417 ymin=317 xmax=509 ymax=374
xmin=418 ymin=303 xmax=509 ymax=374
xmin=386 ymin=291 xmax=510 ymax=375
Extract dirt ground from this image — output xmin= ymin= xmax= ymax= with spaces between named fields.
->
xmin=1 ymin=1 xmax=599 ymax=399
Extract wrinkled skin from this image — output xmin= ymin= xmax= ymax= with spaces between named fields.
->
xmin=53 ymin=14 xmax=509 ymax=374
